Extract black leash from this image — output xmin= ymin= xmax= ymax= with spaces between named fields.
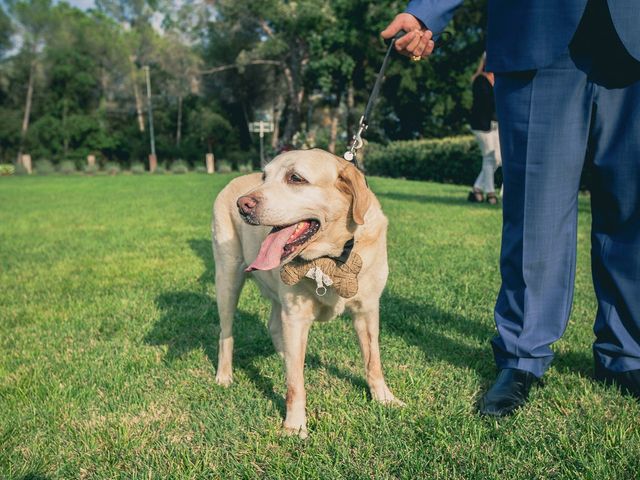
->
xmin=343 ymin=29 xmax=451 ymax=169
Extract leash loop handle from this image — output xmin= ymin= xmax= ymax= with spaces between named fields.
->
xmin=344 ymin=30 xmax=407 ymax=167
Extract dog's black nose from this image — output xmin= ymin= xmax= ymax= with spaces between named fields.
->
xmin=237 ymin=195 xmax=258 ymax=215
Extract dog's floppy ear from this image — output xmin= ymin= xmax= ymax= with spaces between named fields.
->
xmin=337 ymin=163 xmax=371 ymax=225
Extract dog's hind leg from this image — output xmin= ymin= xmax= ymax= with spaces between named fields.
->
xmin=352 ymin=304 xmax=404 ymax=406
xmin=212 ymin=211 xmax=246 ymax=387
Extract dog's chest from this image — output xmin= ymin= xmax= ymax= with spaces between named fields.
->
xmin=292 ymin=275 xmax=347 ymax=319
xmin=250 ymin=270 xmax=344 ymax=314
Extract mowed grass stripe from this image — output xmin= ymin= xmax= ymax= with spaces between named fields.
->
xmin=1 ymin=174 xmax=638 ymax=479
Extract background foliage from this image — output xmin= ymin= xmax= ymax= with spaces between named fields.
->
xmin=366 ymin=136 xmax=488 ymax=185
xmin=0 ymin=0 xmax=488 ymax=168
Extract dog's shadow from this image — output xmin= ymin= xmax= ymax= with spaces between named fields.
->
xmin=145 ymin=239 xmax=287 ymax=415
xmin=147 ymin=238 xmax=492 ymax=397
xmin=146 ymin=238 xmax=590 ymax=410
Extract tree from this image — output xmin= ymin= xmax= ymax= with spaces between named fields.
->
xmin=95 ymin=0 xmax=162 ymax=133
xmin=155 ymin=33 xmax=202 ymax=148
xmin=0 ymin=0 xmax=491 ymax=167
xmin=189 ymin=106 xmax=232 ymax=155
xmin=7 ymin=0 xmax=56 ymax=163
xmin=207 ymin=0 xmax=336 ymax=144
xmin=32 ymin=4 xmax=117 ymax=161
xmin=0 ymin=5 xmax=14 ymax=59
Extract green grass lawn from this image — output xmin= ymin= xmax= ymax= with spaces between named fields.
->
xmin=1 ymin=173 xmax=639 ymax=479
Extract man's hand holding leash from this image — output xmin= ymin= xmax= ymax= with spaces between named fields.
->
xmin=381 ymin=13 xmax=435 ymax=61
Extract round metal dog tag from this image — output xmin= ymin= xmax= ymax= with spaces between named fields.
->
xmin=343 ymin=151 xmax=354 ymax=162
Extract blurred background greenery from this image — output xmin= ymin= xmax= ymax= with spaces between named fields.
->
xmin=0 ymin=0 xmax=487 ymax=171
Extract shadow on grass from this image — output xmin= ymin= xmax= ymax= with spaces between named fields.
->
xmin=188 ymin=238 xmax=215 ymax=288
xmin=146 ymin=290 xmax=286 ymax=416
xmin=377 ymin=191 xmax=593 ymax=216
xmin=145 ymin=238 xmax=286 ymax=415
xmin=146 ymin=238 xmax=498 ymax=404
xmin=379 ymin=290 xmax=498 ymax=382
xmin=377 ymin=192 xmax=475 ymax=208
xmin=553 ymin=349 xmax=593 ymax=377
xmin=147 ymin=237 xmax=593 ymax=409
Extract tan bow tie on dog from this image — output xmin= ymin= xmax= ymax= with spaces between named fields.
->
xmin=280 ymin=252 xmax=363 ymax=298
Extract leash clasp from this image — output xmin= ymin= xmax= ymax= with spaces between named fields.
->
xmin=344 ymin=115 xmax=368 ymax=164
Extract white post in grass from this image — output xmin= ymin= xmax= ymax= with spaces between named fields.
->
xmin=206 ymin=153 xmax=215 ymax=174
xmin=20 ymin=154 xmax=32 ymax=174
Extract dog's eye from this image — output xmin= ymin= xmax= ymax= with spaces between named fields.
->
xmin=288 ymin=172 xmax=307 ymax=184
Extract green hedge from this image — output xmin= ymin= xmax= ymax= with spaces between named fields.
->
xmin=364 ymin=136 xmax=599 ymax=190
xmin=0 ymin=164 xmax=14 ymax=176
xmin=366 ymin=136 xmax=498 ymax=186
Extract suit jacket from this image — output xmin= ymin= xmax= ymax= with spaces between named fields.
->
xmin=405 ymin=0 xmax=640 ymax=73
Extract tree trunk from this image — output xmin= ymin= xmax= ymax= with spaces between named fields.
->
xmin=133 ymin=81 xmax=145 ymax=133
xmin=130 ymin=56 xmax=145 ymax=133
xmin=328 ymin=93 xmax=342 ymax=154
xmin=176 ymin=94 xmax=182 ymax=147
xmin=346 ymin=81 xmax=355 ymax=138
xmin=271 ymin=94 xmax=284 ymax=149
xmin=282 ymin=85 xmax=304 ymax=143
xmin=62 ymin=99 xmax=69 ymax=158
xmin=281 ymin=56 xmax=306 ymax=144
xmin=240 ymin=100 xmax=252 ymax=149
xmin=17 ymin=58 xmax=36 ymax=164
xmin=98 ymin=67 xmax=108 ymax=129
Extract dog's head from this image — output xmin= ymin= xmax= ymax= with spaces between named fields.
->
xmin=238 ymin=149 xmax=371 ymax=271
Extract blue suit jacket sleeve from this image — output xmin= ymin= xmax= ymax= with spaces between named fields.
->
xmin=405 ymin=0 xmax=463 ymax=35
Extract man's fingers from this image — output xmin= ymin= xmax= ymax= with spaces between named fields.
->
xmin=382 ymin=13 xmax=421 ymax=39
xmin=395 ymin=30 xmax=417 ymax=51
xmin=381 ymin=18 xmax=403 ymax=39
xmin=423 ymin=40 xmax=435 ymax=57
xmin=406 ymin=31 xmax=423 ymax=54
xmin=380 ymin=22 xmax=400 ymax=39
xmin=414 ymin=33 xmax=430 ymax=57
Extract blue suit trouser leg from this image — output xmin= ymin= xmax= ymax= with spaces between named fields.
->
xmin=590 ymin=80 xmax=640 ymax=373
xmin=492 ymin=53 xmax=593 ymax=378
xmin=493 ymin=50 xmax=640 ymax=377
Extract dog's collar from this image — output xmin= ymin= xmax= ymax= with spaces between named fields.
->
xmin=332 ymin=238 xmax=355 ymax=264
xmin=288 ymin=237 xmax=355 ymax=266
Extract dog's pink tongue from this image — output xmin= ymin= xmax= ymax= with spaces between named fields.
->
xmin=246 ymin=224 xmax=298 ymax=272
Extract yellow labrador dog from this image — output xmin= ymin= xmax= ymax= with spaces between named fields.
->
xmin=212 ymin=149 xmax=401 ymax=438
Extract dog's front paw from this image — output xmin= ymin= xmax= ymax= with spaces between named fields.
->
xmin=215 ymin=373 xmax=233 ymax=387
xmin=377 ymin=395 xmax=406 ymax=407
xmin=372 ymin=387 xmax=405 ymax=407
xmin=282 ymin=423 xmax=309 ymax=439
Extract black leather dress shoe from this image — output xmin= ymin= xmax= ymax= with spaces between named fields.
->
xmin=594 ymin=362 xmax=640 ymax=399
xmin=478 ymin=368 xmax=538 ymax=417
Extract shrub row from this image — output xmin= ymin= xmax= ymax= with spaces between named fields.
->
xmin=364 ymin=136 xmax=601 ymax=190
xmin=0 ymin=164 xmax=15 ymax=176
xmin=1 ymin=160 xmax=254 ymax=176
xmin=365 ymin=136 xmax=491 ymax=186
